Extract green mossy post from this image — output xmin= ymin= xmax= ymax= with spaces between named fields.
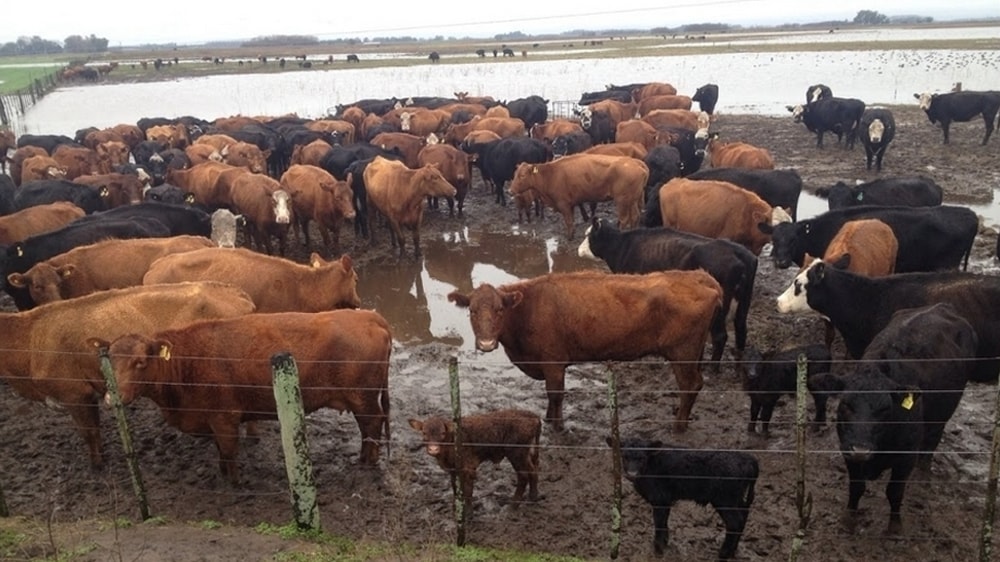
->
xmin=789 ymin=354 xmax=812 ymax=562
xmin=980 ymin=384 xmax=1000 ymax=562
xmin=608 ymin=365 xmax=622 ymax=560
xmin=448 ymin=355 xmax=466 ymax=546
xmin=99 ymin=349 xmax=151 ymax=520
xmin=0 ymin=475 xmax=7 ymax=517
xmin=271 ymin=352 xmax=320 ymax=532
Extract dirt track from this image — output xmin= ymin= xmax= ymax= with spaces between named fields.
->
xmin=1 ymin=103 xmax=1000 ymax=561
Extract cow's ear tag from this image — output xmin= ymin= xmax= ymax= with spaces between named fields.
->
xmin=856 ymin=192 xmax=863 ymax=201
xmin=901 ymin=393 xmax=914 ymax=410
xmin=158 ymin=346 xmax=171 ymax=361
xmin=532 ymin=166 xmax=538 ymax=174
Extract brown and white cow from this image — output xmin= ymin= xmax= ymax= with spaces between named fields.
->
xmin=184 ymin=143 xmax=224 ymax=166
xmin=1 ymin=128 xmax=17 ymax=173
xmin=508 ymin=153 xmax=649 ymax=239
xmin=221 ymin=141 xmax=270 ymax=174
xmin=703 ymin=134 xmax=776 ymax=169
xmin=145 ymin=123 xmax=189 ymax=149
xmin=143 ymin=247 xmax=361 ymax=312
xmin=656 ymin=177 xmax=791 ymax=256
xmin=95 ymin=140 xmax=131 ymax=174
xmin=10 ymin=146 xmax=48 ymax=186
xmin=363 ymin=156 xmax=456 ymax=258
xmin=416 ymin=143 xmax=471 ymax=216
xmin=448 ymin=270 xmax=723 ymax=430
xmin=51 ymin=144 xmax=99 ymax=180
xmin=0 ymin=281 xmax=256 ymax=468
xmin=398 ymin=109 xmax=451 ymax=138
xmin=93 ymin=308 xmax=392 ymax=483
xmin=0 ymin=201 xmax=85 ymax=245
xmin=306 ymin=118 xmax=357 ymax=145
xmin=19 ymin=154 xmax=68 ymax=184
xmin=279 ymin=164 xmax=356 ymax=253
xmin=7 ymin=235 xmax=215 ymax=304
xmin=226 ymin=173 xmax=293 ymax=255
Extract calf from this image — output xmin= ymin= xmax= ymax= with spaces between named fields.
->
xmin=279 ymin=164 xmax=355 ymax=253
xmin=740 ymin=343 xmax=833 ymax=435
xmin=409 ymin=409 xmax=542 ymax=518
xmin=914 ymin=90 xmax=1000 ymax=144
xmin=787 ymin=97 xmax=866 ymax=148
xmin=609 ymin=437 xmax=758 ymax=560
xmin=812 ymin=303 xmax=977 ymax=533
xmin=857 ymin=108 xmax=896 ymax=171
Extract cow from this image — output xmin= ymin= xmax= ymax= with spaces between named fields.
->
xmin=632 ymin=82 xmax=678 ymax=101
xmin=578 ymin=218 xmax=757 ymax=367
xmin=398 ymin=109 xmax=451 ymax=138
xmin=764 ymin=204 xmax=976 ymax=272
xmin=94 ymin=140 xmax=131 ymax=175
xmin=503 ymin=95 xmax=548 ymax=129
xmin=50 ymin=144 xmax=99 ymax=180
xmin=806 ymin=84 xmax=833 ymax=103
xmin=529 ymin=119 xmax=584 ymax=143
xmin=776 ymin=259 xmax=1000 ymax=382
xmin=637 ymin=94 xmax=693 ymax=116
xmin=16 ymin=133 xmax=78 ymax=154
xmin=408 ymin=409 xmax=542 ymax=518
xmin=165 ymin=161 xmax=239 ymax=210
xmin=575 ymin=106 xmax=616 ymax=145
xmin=0 ymin=174 xmax=14 ymax=215
xmin=811 ymin=303 xmax=978 ymax=534
xmin=651 ymin=178 xmax=791 ymax=256
xmin=642 ymin=145 xmax=682 ymax=192
xmin=857 ymin=108 xmax=896 ymax=171
xmin=0 ymin=201 xmax=86 ymax=245
xmin=687 ymin=168 xmax=803 ymax=220
xmin=739 ymin=343 xmax=834 ymax=435
xmin=363 ymin=156 xmax=456 ymax=257
xmin=71 ymin=172 xmax=146 ymax=208
xmin=641 ymin=109 xmax=703 ymax=132
xmin=346 ymin=54 xmax=360 ymax=63
xmin=416 ymin=143 xmax=471 ymax=217
xmin=289 ymin=139 xmax=333 ymax=168
xmin=369 ymin=131 xmax=427 ymax=169
xmin=447 ymin=270 xmax=723 ymax=431
xmin=19 ymin=154 xmax=68 ymax=185
xmin=220 ymin=141 xmax=270 ymax=174
xmin=14 ymin=179 xmax=107 ymax=214
xmin=653 ymin=126 xmax=703 ymax=176
xmin=913 ymin=90 xmax=1000 ymax=144
xmin=10 ymin=146 xmax=49 ymax=186
xmin=75 ymin=201 xmax=212 ymax=237
xmin=444 ymin=117 xmax=527 ymax=145
xmin=228 ymin=173 xmax=293 ymax=255
xmin=615 ymin=120 xmax=658 ymax=150
xmin=144 ymin=247 xmax=360 ymax=312
xmin=0 ymin=281 xmax=256 ymax=468
xmin=0 ymin=128 xmax=15 ymax=174
xmin=787 ymin=97 xmax=866 ymax=148
xmin=692 ymin=83 xmax=720 ymax=114
xmin=460 ymin=136 xmax=550 ymax=206
xmin=185 ymin=143 xmax=224 ymax=165
xmin=609 ymin=437 xmax=758 ymax=560
xmin=699 ymin=133 xmax=775 ymax=169
xmin=550 ymin=131 xmax=593 ymax=158
xmin=93 ymin=308 xmax=392 ymax=484
xmin=583 ymin=141 xmax=648 ymax=160
xmin=143 ymin=184 xmax=191 ymax=206
xmin=279 ymin=164 xmax=355 ymax=253
xmin=815 ymin=176 xmax=943 ymax=210
xmin=578 ymin=88 xmax=635 ymax=105
xmin=428 ymin=51 xmax=440 ymax=63
xmin=508 ymin=154 xmax=648 ymax=239
xmin=7 ymin=235 xmax=215 ymax=304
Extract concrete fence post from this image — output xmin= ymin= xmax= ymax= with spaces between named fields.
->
xmin=98 ymin=349 xmax=151 ymax=520
xmin=271 ymin=352 xmax=320 ymax=532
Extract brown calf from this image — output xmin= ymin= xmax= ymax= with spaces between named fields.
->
xmin=0 ymin=201 xmax=85 ymax=245
xmin=417 ymin=143 xmax=470 ymax=216
xmin=279 ymin=164 xmax=356 ymax=253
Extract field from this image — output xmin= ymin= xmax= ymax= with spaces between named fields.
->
xmin=3 ymin=29 xmax=1000 ymax=562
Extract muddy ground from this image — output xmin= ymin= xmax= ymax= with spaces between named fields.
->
xmin=2 ymin=104 xmax=1000 ymax=561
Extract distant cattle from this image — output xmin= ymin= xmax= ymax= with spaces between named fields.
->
xmin=95 ymin=308 xmax=392 ymax=483
xmin=578 ymin=218 xmax=757 ymax=366
xmin=346 ymin=54 xmax=360 ymax=63
xmin=448 ymin=270 xmax=722 ymax=430
xmin=409 ymin=409 xmax=542 ymax=518
xmin=692 ymin=83 xmax=720 ymax=114
xmin=787 ymin=97 xmax=866 ymax=148
xmin=740 ymin=343 xmax=834 ymax=435
xmin=914 ymin=90 xmax=1000 ymax=144
xmin=687 ymin=168 xmax=803 ymax=220
xmin=857 ymin=108 xmax=896 ymax=171
xmin=428 ymin=51 xmax=440 ymax=63
xmin=610 ymin=437 xmax=758 ymax=560
xmin=815 ymin=176 xmax=943 ymax=210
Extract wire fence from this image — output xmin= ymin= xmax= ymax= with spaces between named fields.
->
xmin=1 ymin=348 xmax=998 ymax=560
xmin=0 ymin=73 xmax=60 ymax=129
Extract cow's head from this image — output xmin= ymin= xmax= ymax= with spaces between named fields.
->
xmin=867 ymin=118 xmax=885 ymax=143
xmin=575 ymin=106 xmax=593 ymax=129
xmin=447 ymin=283 xmax=523 ymax=352
xmin=400 ymin=112 xmax=412 ymax=131
xmin=787 ymin=104 xmax=806 ymax=122
xmin=89 ymin=334 xmax=172 ymax=405
xmin=607 ymin=437 xmax=663 ymax=481
xmin=271 ymin=189 xmax=293 ymax=224
xmin=693 ymin=129 xmax=715 ymax=158
xmin=408 ymin=416 xmax=453 ymax=457
xmin=761 ymin=220 xmax=806 ymax=269
xmin=776 ymin=257 xmax=826 ymax=313
xmin=913 ymin=92 xmax=935 ymax=111
xmin=833 ymin=364 xmax=922 ymax=463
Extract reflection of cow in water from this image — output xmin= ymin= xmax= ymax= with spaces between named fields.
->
xmin=422 ymin=232 xmax=549 ymax=295
xmin=429 ymin=51 xmax=440 ymax=63
xmin=364 ymin=259 xmax=445 ymax=345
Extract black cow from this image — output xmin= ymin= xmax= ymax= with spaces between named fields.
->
xmin=914 ymin=90 xmax=1000 ymax=145
xmin=609 ymin=437 xmax=758 ymax=560
xmin=857 ymin=108 xmax=896 ymax=171
xmin=551 ymin=132 xmax=593 ymax=158
xmin=334 ymin=98 xmax=398 ymax=117
xmin=346 ymin=54 xmax=360 ymax=63
xmin=692 ymin=83 xmax=719 ymax=114
xmin=578 ymin=218 xmax=757 ymax=366
xmin=574 ymin=106 xmax=615 ymax=145
xmin=428 ymin=51 xmax=440 ymax=63
xmin=577 ymin=89 xmax=633 ymax=105
xmin=815 ymin=176 xmax=942 ymax=210
xmin=740 ymin=343 xmax=833 ymax=435
xmin=787 ymin=97 xmax=866 ymax=148
xmin=776 ymin=260 xmax=1000 ymax=382
xmin=77 ymin=201 xmax=212 ymax=237
xmin=131 ymin=140 xmax=168 ymax=169
xmin=400 ymin=96 xmax=457 ymax=109
xmin=460 ymin=136 xmax=550 ymax=205
xmin=502 ymin=48 xmax=515 ymax=57
xmin=504 ymin=95 xmax=549 ymax=130
xmin=143 ymin=184 xmax=192 ymax=206
xmin=0 ymin=174 xmax=16 ymax=216
xmin=688 ymin=168 xmax=803 ymax=221
xmin=14 ymin=179 xmax=107 ymax=214
xmin=805 ymin=84 xmax=833 ymax=103
xmin=16 ymin=133 xmax=79 ymax=154
xmin=657 ymin=126 xmax=702 ymax=176
xmin=318 ymin=143 xmax=403 ymax=181
xmin=763 ymin=204 xmax=977 ymax=272
xmin=643 ymin=145 xmax=682 ymax=191
xmin=812 ymin=303 xmax=977 ymax=533
xmin=143 ymin=149 xmax=191 ymax=187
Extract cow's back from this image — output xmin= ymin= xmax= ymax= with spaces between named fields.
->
xmin=659 ymin=178 xmax=772 ymax=254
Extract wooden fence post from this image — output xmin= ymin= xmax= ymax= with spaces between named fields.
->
xmin=788 ymin=353 xmax=812 ymax=561
xmin=447 ymin=355 xmax=466 ymax=546
xmin=980 ymin=383 xmax=1000 ymax=561
xmin=98 ymin=348 xmax=151 ymax=520
xmin=271 ymin=352 xmax=320 ymax=532
xmin=607 ymin=364 xmax=622 ymax=560
xmin=0 ymin=476 xmax=8 ymax=517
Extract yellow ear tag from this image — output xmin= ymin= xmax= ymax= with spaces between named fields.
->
xmin=158 ymin=346 xmax=171 ymax=361
xmin=901 ymin=393 xmax=914 ymax=410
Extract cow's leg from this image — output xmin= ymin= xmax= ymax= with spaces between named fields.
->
xmin=733 ymin=293 xmax=750 ymax=355
xmin=864 ymin=146 xmax=874 ymax=170
xmin=708 ymin=302 xmax=728 ymax=367
xmin=652 ymin=505 xmax=670 ymax=555
xmin=885 ymin=459 xmax=914 ymax=535
xmin=671 ymin=362 xmax=704 ymax=431
xmin=942 ymin=121 xmax=951 ymax=144
xmin=541 ymin=366 xmax=567 ymax=431
xmin=558 ymin=206 xmax=576 ymax=240
xmin=353 ymin=397 xmax=385 ymax=465
xmin=981 ymin=112 xmax=995 ymax=145
xmin=210 ymin=419 xmax=244 ymax=485
xmin=459 ymin=469 xmax=477 ymax=521
xmin=845 ymin=461 xmax=866 ymax=511
xmin=412 ymin=226 xmax=422 ymax=258
xmin=716 ymin=503 xmax=749 ymax=560
xmin=66 ymin=400 xmax=103 ymax=469
xmin=815 ymin=132 xmax=823 ymax=148
xmin=760 ymin=401 xmax=776 ymax=436
xmin=748 ymin=398 xmax=761 ymax=434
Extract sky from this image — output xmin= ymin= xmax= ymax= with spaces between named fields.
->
xmin=2 ymin=0 xmax=997 ymax=47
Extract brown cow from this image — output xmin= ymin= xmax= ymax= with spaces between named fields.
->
xmin=72 ymin=173 xmax=146 ymax=208
xmin=484 ymin=105 xmax=510 ymax=118
xmin=444 ymin=116 xmax=526 ymax=145
xmin=93 ymin=308 xmax=392 ymax=483
xmin=530 ymin=119 xmax=584 ymax=142
xmin=462 ymin=129 xmax=502 ymax=146
xmin=279 ymin=164 xmax=356 ymax=253
xmin=638 ymin=94 xmax=694 ymax=116
xmin=588 ymin=99 xmax=639 ymax=130
xmin=615 ymin=120 xmax=658 ymax=149
xmin=583 ymin=141 xmax=649 ymax=159
xmin=184 ymin=143 xmax=224 ymax=165
xmin=339 ymin=106 xmax=367 ymax=133
xmin=166 ymin=161 xmax=238 ymax=209
xmin=409 ymin=409 xmax=542 ymax=517
xmin=95 ymin=140 xmax=131 ymax=174
xmin=641 ymin=109 xmax=702 ymax=132
xmin=289 ymin=139 xmax=333 ymax=167
xmin=110 ymin=123 xmax=145 ymax=151
xmin=417 ymin=143 xmax=470 ymax=216
xmin=221 ymin=141 xmax=269 ymax=174
xmin=228 ymin=173 xmax=293 ymax=255
xmin=144 ymin=247 xmax=361 ymax=312
xmin=145 ymin=123 xmax=189 ymax=149
xmin=306 ymin=119 xmax=356 ymax=145
xmin=656 ymin=177 xmax=791 ymax=255
xmin=633 ymin=82 xmax=678 ymax=101
xmin=0 ymin=202 xmax=85 ymax=245
xmin=51 ymin=145 xmax=98 ymax=180
xmin=20 ymin=154 xmax=68 ymax=184
xmin=363 ymin=156 xmax=456 ymax=257
xmin=370 ymin=131 xmax=426 ymax=169
xmin=194 ymin=133 xmax=240 ymax=152
xmin=10 ymin=146 xmax=48 ymax=186
xmin=0 ymin=281 xmax=256 ymax=467
xmin=211 ymin=115 xmax=260 ymax=132
xmin=704 ymin=134 xmax=775 ymax=169
xmin=82 ymin=128 xmax=124 ymax=150
xmin=7 ymin=235 xmax=215 ymax=304
xmin=508 ymin=154 xmax=649 ymax=239
xmin=398 ymin=109 xmax=451 ymax=137
xmin=448 ymin=270 xmax=723 ymax=430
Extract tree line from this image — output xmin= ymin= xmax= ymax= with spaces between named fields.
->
xmin=0 ymin=34 xmax=109 ymax=57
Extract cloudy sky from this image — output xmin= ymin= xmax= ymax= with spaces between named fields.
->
xmin=3 ymin=0 xmax=997 ymax=46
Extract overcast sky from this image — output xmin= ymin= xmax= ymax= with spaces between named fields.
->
xmin=3 ymin=0 xmax=997 ymax=46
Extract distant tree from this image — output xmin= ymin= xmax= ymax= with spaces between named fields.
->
xmin=854 ymin=10 xmax=889 ymax=25
xmin=64 ymin=34 xmax=108 ymax=54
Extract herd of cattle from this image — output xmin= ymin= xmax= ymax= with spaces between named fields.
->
xmin=1 ymin=77 xmax=1000 ymax=558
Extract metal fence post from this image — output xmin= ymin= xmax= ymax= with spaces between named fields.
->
xmin=448 ymin=355 xmax=466 ymax=546
xmin=271 ymin=352 xmax=320 ymax=532
xmin=98 ymin=348 xmax=151 ymax=520
xmin=789 ymin=353 xmax=812 ymax=561
xmin=980 ymin=384 xmax=1000 ymax=562
xmin=608 ymin=364 xmax=622 ymax=560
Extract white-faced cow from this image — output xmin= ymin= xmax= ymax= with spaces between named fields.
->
xmin=913 ymin=90 xmax=1000 ymax=144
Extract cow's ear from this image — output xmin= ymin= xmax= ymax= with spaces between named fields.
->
xmin=408 ymin=419 xmax=424 ymax=432
xmin=912 ymin=93 xmax=920 ymax=99
xmin=86 ymin=337 xmax=111 ymax=351
xmin=6 ymin=272 xmax=26 ymax=288
xmin=830 ymin=253 xmax=851 ymax=270
xmin=757 ymin=221 xmax=773 ymax=235
xmin=447 ymin=291 xmax=470 ymax=308
xmin=807 ymin=261 xmax=827 ymax=283
xmin=339 ymin=253 xmax=354 ymax=272
xmin=785 ymin=105 xmax=795 ymax=113
xmin=503 ymin=290 xmax=524 ymax=308
xmin=57 ymin=264 xmax=76 ymax=279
